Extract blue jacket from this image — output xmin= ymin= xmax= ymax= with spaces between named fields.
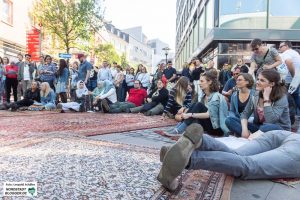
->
xmin=202 ymin=92 xmax=229 ymax=136
xmin=229 ymin=90 xmax=255 ymax=118
xmin=41 ymin=90 xmax=56 ymax=105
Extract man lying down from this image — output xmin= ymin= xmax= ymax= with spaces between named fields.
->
xmin=157 ymin=123 xmax=300 ymax=191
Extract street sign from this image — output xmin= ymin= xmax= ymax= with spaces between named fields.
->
xmin=59 ymin=53 xmax=72 ymax=59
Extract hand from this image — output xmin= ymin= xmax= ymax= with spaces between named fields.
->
xmin=241 ymin=129 xmax=250 ymax=138
xmin=177 ymin=107 xmax=185 ymax=114
xmin=288 ymin=73 xmax=300 ymax=94
xmin=147 ymin=98 xmax=152 ymax=103
xmin=84 ymin=80 xmax=88 ymax=84
xmin=248 ymin=130 xmax=263 ymax=140
xmin=263 ymin=86 xmax=272 ymax=100
xmin=182 ymin=113 xmax=192 ymax=120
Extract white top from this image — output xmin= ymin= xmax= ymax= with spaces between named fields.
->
xmin=97 ymin=67 xmax=112 ymax=82
xmin=23 ymin=64 xmax=30 ymax=80
xmin=281 ymin=49 xmax=300 ymax=83
xmin=98 ymin=88 xmax=117 ymax=103
xmin=110 ymin=67 xmax=117 ymax=80
xmin=136 ymin=72 xmax=150 ymax=88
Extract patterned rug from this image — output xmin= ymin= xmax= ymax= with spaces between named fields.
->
xmin=0 ymin=136 xmax=232 ymax=200
xmin=0 ymin=112 xmax=176 ymax=142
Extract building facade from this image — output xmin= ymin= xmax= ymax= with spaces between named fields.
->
xmin=175 ymin=0 xmax=300 ymax=69
xmin=0 ymin=0 xmax=33 ymax=59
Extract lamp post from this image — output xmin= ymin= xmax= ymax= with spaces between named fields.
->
xmin=162 ymin=47 xmax=171 ymax=64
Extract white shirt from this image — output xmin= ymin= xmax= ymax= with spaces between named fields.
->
xmin=110 ymin=67 xmax=117 ymax=80
xmin=23 ymin=64 xmax=30 ymax=80
xmin=281 ymin=49 xmax=300 ymax=83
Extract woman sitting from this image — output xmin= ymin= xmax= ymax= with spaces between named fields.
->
xmin=162 ymin=76 xmax=192 ymax=119
xmin=225 ymin=73 xmax=255 ymax=136
xmin=164 ymin=70 xmax=229 ymax=137
xmin=92 ymin=80 xmax=117 ymax=112
xmin=225 ymin=69 xmax=290 ymax=138
xmin=130 ymin=80 xmax=168 ymax=116
xmin=30 ymin=82 xmax=56 ymax=110
xmin=4 ymin=81 xmax=40 ymax=111
xmin=57 ymin=81 xmax=92 ymax=112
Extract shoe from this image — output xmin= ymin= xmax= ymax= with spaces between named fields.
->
xmin=87 ymin=110 xmax=94 ymax=113
xmin=2 ymin=102 xmax=10 ymax=110
xmin=10 ymin=103 xmax=18 ymax=111
xmin=144 ymin=111 xmax=152 ymax=116
xmin=101 ymin=99 xmax=110 ymax=113
xmin=160 ymin=146 xmax=171 ymax=162
xmin=125 ymin=108 xmax=131 ymax=113
xmin=157 ymin=123 xmax=204 ymax=191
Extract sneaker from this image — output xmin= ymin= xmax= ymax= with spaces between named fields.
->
xmin=87 ymin=110 xmax=94 ymax=113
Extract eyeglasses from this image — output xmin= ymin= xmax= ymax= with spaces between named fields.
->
xmin=233 ymin=73 xmax=240 ymax=75
xmin=279 ymin=45 xmax=286 ymax=49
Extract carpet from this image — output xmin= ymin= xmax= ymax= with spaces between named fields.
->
xmin=0 ymin=112 xmax=176 ymax=142
xmin=0 ymin=110 xmax=58 ymax=117
xmin=0 ymin=135 xmax=233 ymax=200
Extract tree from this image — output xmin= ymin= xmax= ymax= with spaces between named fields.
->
xmin=95 ymin=44 xmax=120 ymax=64
xmin=32 ymin=0 xmax=104 ymax=53
xmin=120 ymin=53 xmax=129 ymax=69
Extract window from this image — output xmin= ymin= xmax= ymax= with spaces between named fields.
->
xmin=2 ymin=0 xmax=13 ymax=25
xmin=198 ymin=11 xmax=205 ymax=44
xmin=269 ymin=0 xmax=300 ymax=29
xmin=219 ymin=0 xmax=267 ymax=29
xmin=206 ymin=0 xmax=214 ymax=36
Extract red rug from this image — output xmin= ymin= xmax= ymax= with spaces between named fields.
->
xmin=0 ymin=112 xmax=176 ymax=142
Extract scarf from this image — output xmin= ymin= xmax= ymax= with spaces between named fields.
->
xmin=76 ymin=81 xmax=88 ymax=98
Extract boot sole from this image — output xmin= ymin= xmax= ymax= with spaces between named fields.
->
xmin=183 ymin=123 xmax=204 ymax=146
xmin=159 ymin=146 xmax=171 ymax=162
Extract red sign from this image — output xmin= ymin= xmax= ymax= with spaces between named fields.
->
xmin=26 ymin=28 xmax=40 ymax=61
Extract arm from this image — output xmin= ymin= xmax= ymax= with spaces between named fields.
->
xmin=168 ymin=73 xmax=176 ymax=82
xmin=285 ymin=59 xmax=295 ymax=77
xmin=85 ymin=70 xmax=90 ymax=83
xmin=264 ymin=96 xmax=288 ymax=123
xmin=99 ymin=88 xmax=116 ymax=99
xmin=249 ymin=61 xmax=256 ymax=76
xmin=264 ymin=55 xmax=282 ymax=69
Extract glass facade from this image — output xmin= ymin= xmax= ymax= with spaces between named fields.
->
xmin=269 ymin=0 xmax=300 ymax=29
xmin=206 ymin=0 xmax=214 ymax=35
xmin=219 ymin=0 xmax=267 ymax=29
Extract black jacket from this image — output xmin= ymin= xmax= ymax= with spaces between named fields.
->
xmin=149 ymin=87 xmax=169 ymax=107
xmin=24 ymin=88 xmax=40 ymax=102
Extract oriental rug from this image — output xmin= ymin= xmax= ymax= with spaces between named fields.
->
xmin=0 ymin=112 xmax=176 ymax=142
xmin=0 ymin=136 xmax=232 ymax=200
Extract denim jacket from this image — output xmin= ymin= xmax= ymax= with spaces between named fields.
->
xmin=229 ymin=89 xmax=255 ymax=118
xmin=202 ymin=92 xmax=230 ymax=136
xmin=41 ymin=90 xmax=56 ymax=105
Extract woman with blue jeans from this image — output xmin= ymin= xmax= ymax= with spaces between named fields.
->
xmin=226 ymin=69 xmax=291 ymax=138
xmin=157 ymin=123 xmax=300 ymax=191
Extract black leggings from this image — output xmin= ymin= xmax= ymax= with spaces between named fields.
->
xmin=15 ymin=99 xmax=34 ymax=108
xmin=5 ymin=78 xmax=18 ymax=103
xmin=185 ymin=102 xmax=223 ymax=136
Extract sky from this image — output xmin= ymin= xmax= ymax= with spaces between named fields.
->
xmin=104 ymin=0 xmax=176 ymax=52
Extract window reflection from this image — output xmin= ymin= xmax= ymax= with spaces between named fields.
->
xmin=219 ymin=0 xmax=267 ymax=29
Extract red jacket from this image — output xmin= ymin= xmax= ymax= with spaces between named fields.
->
xmin=5 ymin=65 xmax=18 ymax=79
xmin=127 ymin=88 xmax=147 ymax=106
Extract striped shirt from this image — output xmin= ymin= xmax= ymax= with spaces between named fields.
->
xmin=164 ymin=88 xmax=192 ymax=114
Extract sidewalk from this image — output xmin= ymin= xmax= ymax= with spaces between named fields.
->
xmin=90 ymin=127 xmax=300 ymax=200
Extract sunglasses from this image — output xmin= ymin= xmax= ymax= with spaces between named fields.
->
xmin=279 ymin=45 xmax=286 ymax=49
xmin=252 ymin=48 xmax=259 ymax=51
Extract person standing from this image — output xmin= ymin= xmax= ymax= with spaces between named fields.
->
xmin=78 ymin=54 xmax=92 ymax=86
xmin=56 ymin=59 xmax=69 ymax=103
xmin=16 ymin=53 xmax=24 ymax=100
xmin=218 ymin=63 xmax=232 ymax=91
xmin=5 ymin=60 xmax=19 ymax=103
xmin=163 ymin=61 xmax=177 ymax=90
xmin=39 ymin=55 xmax=56 ymax=90
xmin=97 ymin=60 xmax=112 ymax=82
xmin=70 ymin=61 xmax=79 ymax=101
xmin=18 ymin=54 xmax=35 ymax=100
xmin=250 ymin=38 xmax=282 ymax=77
xmin=279 ymin=41 xmax=300 ymax=112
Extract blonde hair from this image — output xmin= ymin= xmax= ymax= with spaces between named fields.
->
xmin=40 ymin=82 xmax=51 ymax=97
xmin=174 ymin=76 xmax=189 ymax=106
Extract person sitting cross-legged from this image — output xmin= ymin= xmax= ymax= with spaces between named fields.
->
xmin=92 ymin=80 xmax=117 ymax=112
xmin=57 ymin=80 xmax=92 ymax=112
xmin=163 ymin=70 xmax=229 ymax=137
xmin=4 ymin=81 xmax=40 ymax=111
xmin=29 ymin=82 xmax=56 ymax=110
xmin=105 ymin=80 xmax=147 ymax=113
xmin=130 ymin=79 xmax=168 ymax=116
xmin=157 ymin=123 xmax=300 ymax=192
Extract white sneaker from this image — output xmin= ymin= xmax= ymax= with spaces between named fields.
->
xmin=87 ymin=110 xmax=94 ymax=113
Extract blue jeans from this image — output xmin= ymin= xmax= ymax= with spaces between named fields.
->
xmin=188 ymin=131 xmax=300 ymax=179
xmin=292 ymin=85 xmax=300 ymax=114
xmin=225 ymin=116 xmax=283 ymax=137
xmin=87 ymin=79 xmax=97 ymax=91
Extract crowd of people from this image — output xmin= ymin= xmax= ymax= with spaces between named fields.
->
xmin=1 ymin=38 xmax=300 ymax=191
xmin=0 ymin=39 xmax=299 ymax=138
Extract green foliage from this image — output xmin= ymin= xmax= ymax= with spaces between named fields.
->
xmin=32 ymin=0 xmax=104 ymax=53
xmin=95 ymin=44 xmax=120 ymax=65
xmin=120 ymin=53 xmax=129 ymax=68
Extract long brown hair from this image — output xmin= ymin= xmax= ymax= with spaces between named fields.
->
xmin=202 ymin=69 xmax=219 ymax=93
xmin=174 ymin=76 xmax=190 ymax=106
xmin=259 ymin=69 xmax=286 ymax=102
